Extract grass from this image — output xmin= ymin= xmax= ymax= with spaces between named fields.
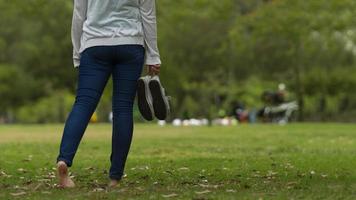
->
xmin=0 ymin=123 xmax=355 ymax=199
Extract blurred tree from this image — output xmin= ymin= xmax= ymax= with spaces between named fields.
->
xmin=0 ymin=64 xmax=42 ymax=122
xmin=1 ymin=0 xmax=356 ymax=122
xmin=229 ymin=0 xmax=356 ymax=120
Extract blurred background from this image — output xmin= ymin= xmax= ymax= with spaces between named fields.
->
xmin=0 ymin=0 xmax=356 ymax=124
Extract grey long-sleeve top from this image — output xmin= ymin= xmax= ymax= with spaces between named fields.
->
xmin=71 ymin=0 xmax=161 ymax=68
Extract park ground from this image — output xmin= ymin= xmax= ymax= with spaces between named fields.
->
xmin=0 ymin=123 xmax=355 ymax=199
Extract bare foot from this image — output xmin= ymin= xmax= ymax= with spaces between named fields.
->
xmin=57 ymin=161 xmax=75 ymax=188
xmin=108 ymin=179 xmax=120 ymax=188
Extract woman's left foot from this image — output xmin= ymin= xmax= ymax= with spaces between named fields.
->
xmin=57 ymin=161 xmax=75 ymax=188
xmin=108 ymin=179 xmax=120 ymax=188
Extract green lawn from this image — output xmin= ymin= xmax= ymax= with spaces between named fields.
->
xmin=0 ymin=123 xmax=355 ymax=199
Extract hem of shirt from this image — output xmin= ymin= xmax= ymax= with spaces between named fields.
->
xmin=79 ymin=36 xmax=145 ymax=53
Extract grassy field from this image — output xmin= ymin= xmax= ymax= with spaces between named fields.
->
xmin=0 ymin=123 xmax=355 ymax=199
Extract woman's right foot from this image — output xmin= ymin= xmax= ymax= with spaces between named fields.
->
xmin=57 ymin=161 xmax=75 ymax=188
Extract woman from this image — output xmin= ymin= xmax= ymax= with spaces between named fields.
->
xmin=56 ymin=0 xmax=161 ymax=188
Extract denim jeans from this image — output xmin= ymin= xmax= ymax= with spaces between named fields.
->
xmin=57 ymin=45 xmax=145 ymax=180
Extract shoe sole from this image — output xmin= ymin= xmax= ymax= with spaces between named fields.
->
xmin=137 ymin=79 xmax=154 ymax=121
xmin=149 ymin=80 xmax=168 ymax=120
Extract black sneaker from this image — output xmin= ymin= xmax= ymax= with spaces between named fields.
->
xmin=137 ymin=76 xmax=155 ymax=121
xmin=148 ymin=75 xmax=170 ymax=120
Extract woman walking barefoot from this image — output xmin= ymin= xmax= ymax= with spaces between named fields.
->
xmin=56 ymin=0 xmax=161 ymax=188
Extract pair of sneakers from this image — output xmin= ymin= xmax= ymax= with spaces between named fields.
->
xmin=137 ymin=75 xmax=170 ymax=121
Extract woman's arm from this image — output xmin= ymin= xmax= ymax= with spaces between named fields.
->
xmin=139 ymin=0 xmax=162 ymax=66
xmin=71 ymin=0 xmax=87 ymax=67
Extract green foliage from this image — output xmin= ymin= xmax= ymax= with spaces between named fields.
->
xmin=15 ymin=90 xmax=75 ymax=123
xmin=0 ymin=0 xmax=75 ymax=90
xmin=228 ymin=0 xmax=356 ymax=120
xmin=1 ymin=0 xmax=356 ymax=122
xmin=0 ymin=65 xmax=43 ymax=112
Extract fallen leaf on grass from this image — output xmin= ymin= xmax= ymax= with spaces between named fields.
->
xmin=41 ymin=191 xmax=52 ymax=194
xmin=22 ymin=155 xmax=33 ymax=162
xmin=199 ymin=184 xmax=219 ymax=189
xmin=321 ymin=174 xmax=328 ymax=178
xmin=92 ymin=188 xmax=105 ymax=192
xmin=252 ymin=174 xmax=261 ymax=178
xmin=0 ymin=170 xmax=11 ymax=178
xmin=178 ymin=167 xmax=189 ymax=171
xmin=284 ymin=163 xmax=295 ymax=169
xmin=38 ymin=178 xmax=51 ymax=183
xmin=116 ymin=188 xmax=128 ymax=193
xmin=10 ymin=191 xmax=26 ymax=196
xmin=162 ymin=193 xmax=178 ymax=198
xmin=135 ymin=187 xmax=145 ymax=191
xmin=17 ymin=168 xmax=27 ymax=173
xmin=133 ymin=166 xmax=149 ymax=170
xmin=267 ymin=171 xmax=278 ymax=176
xmin=13 ymin=186 xmax=28 ymax=191
xmin=33 ymin=183 xmax=43 ymax=191
xmin=263 ymin=180 xmax=271 ymax=184
xmin=286 ymin=181 xmax=299 ymax=189
xmin=286 ymin=182 xmax=298 ymax=186
xmin=201 ymin=179 xmax=208 ymax=183
xmin=195 ymin=190 xmax=211 ymax=195
xmin=46 ymin=172 xmax=56 ymax=179
xmin=85 ymin=166 xmax=95 ymax=171
xmin=226 ymin=189 xmax=236 ymax=193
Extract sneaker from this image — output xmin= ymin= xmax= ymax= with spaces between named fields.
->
xmin=148 ymin=75 xmax=170 ymax=120
xmin=137 ymin=76 xmax=155 ymax=121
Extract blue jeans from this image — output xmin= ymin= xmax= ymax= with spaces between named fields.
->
xmin=57 ymin=45 xmax=145 ymax=180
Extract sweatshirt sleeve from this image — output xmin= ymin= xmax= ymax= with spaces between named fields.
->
xmin=139 ymin=0 xmax=162 ymax=65
xmin=71 ymin=0 xmax=87 ymax=68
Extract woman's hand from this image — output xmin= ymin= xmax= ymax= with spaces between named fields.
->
xmin=147 ymin=64 xmax=161 ymax=76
